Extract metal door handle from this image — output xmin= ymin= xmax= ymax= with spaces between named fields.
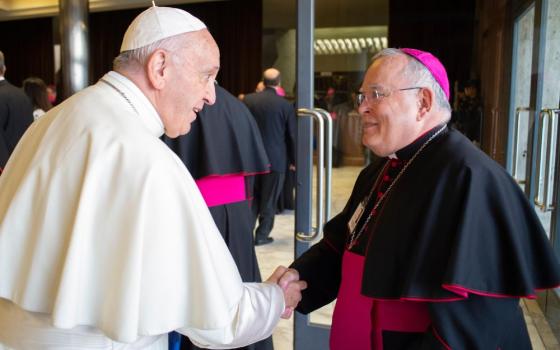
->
xmin=512 ymin=107 xmax=531 ymax=184
xmin=296 ymin=108 xmax=324 ymax=241
xmin=534 ymin=110 xmax=548 ymax=210
xmin=534 ymin=109 xmax=560 ymax=212
xmin=315 ymin=108 xmax=332 ymax=221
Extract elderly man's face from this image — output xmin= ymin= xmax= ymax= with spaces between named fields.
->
xmin=358 ymin=55 xmax=424 ymax=157
xmin=161 ymin=30 xmax=219 ymax=138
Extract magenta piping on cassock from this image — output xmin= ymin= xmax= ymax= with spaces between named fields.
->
xmin=365 ymin=283 xmax=560 ymax=303
xmin=432 ymin=326 xmax=452 ymax=350
xmin=442 ymin=283 xmax=560 ymax=299
xmin=201 ymin=168 xmax=271 ymax=178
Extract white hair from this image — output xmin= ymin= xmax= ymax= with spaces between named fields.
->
xmin=113 ymin=34 xmax=188 ymax=71
xmin=371 ymin=48 xmax=451 ymax=118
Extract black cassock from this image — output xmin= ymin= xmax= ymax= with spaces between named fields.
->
xmin=0 ymin=79 xmax=34 ymax=171
xmin=164 ymin=85 xmax=273 ymax=350
xmin=292 ymin=127 xmax=560 ymax=349
xmin=0 ymin=132 xmax=9 ymax=174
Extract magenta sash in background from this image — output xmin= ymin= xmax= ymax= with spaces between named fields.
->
xmin=196 ymin=175 xmax=246 ymax=207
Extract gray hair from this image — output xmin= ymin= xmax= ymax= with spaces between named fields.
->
xmin=113 ymin=34 xmax=188 ymax=71
xmin=371 ymin=48 xmax=451 ymax=117
xmin=0 ymin=50 xmax=5 ymax=75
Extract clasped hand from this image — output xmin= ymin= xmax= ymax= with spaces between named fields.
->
xmin=266 ymin=266 xmax=307 ymax=319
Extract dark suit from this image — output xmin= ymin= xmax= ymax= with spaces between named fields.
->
xmin=0 ymin=133 xmax=8 ymax=174
xmin=0 ymin=79 xmax=34 ymax=170
xmin=244 ymin=87 xmax=296 ymax=240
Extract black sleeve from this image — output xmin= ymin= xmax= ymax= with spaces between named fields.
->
xmin=0 ymin=133 xmax=9 ymax=169
xmin=416 ymin=295 xmax=531 ymax=349
xmin=290 ymin=238 xmax=342 ymax=314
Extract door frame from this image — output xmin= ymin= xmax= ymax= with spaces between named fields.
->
xmin=293 ymin=1 xmax=331 ymax=349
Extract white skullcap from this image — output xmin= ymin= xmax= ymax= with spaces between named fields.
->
xmin=120 ymin=6 xmax=206 ymax=52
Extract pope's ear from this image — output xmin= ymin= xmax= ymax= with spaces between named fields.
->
xmin=146 ymin=49 xmax=170 ymax=90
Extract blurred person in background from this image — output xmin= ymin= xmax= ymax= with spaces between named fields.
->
xmin=23 ymin=77 xmax=53 ymax=120
xmin=0 ymin=50 xmax=33 ymax=173
xmin=244 ymin=68 xmax=296 ymax=246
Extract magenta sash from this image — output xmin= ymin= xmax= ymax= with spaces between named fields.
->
xmin=195 ymin=175 xmax=246 ymax=207
xmin=331 ymin=251 xmax=431 ymax=349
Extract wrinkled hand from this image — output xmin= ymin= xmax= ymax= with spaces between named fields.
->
xmin=266 ymin=266 xmax=307 ymax=319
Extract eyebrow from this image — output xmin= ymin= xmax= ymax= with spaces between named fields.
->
xmin=359 ymin=84 xmax=383 ymax=92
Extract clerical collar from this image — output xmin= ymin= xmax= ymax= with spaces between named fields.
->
xmin=0 ymin=77 xmax=5 ymax=82
xmin=395 ymin=124 xmax=448 ymax=160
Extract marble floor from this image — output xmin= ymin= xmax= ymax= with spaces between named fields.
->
xmin=254 ymin=166 xmax=560 ymax=350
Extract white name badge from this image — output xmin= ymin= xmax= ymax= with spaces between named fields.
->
xmin=348 ymin=201 xmax=366 ymax=233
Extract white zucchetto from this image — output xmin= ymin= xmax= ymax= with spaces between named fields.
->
xmin=120 ymin=6 xmax=206 ymax=52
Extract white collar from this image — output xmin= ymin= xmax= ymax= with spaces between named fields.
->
xmin=100 ymin=71 xmax=164 ymax=137
xmin=0 ymin=76 xmax=5 ymax=82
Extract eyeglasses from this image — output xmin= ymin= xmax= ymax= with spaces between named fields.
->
xmin=356 ymin=86 xmax=423 ymax=106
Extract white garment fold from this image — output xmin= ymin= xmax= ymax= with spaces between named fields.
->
xmin=0 ymin=282 xmax=283 ymax=349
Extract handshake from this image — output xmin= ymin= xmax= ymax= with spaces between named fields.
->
xmin=266 ymin=266 xmax=307 ymax=319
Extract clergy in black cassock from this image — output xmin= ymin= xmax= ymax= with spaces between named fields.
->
xmin=0 ymin=51 xmax=34 ymax=172
xmin=0 ymin=132 xmax=9 ymax=174
xmin=164 ymin=85 xmax=273 ymax=350
xmin=290 ymin=48 xmax=560 ymax=349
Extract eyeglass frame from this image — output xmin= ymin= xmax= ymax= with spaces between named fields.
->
xmin=356 ymin=86 xmax=424 ymax=107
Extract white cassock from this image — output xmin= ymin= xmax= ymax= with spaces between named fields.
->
xmin=0 ymin=71 xmax=284 ymax=349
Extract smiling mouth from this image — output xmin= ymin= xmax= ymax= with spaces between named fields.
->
xmin=363 ymin=121 xmax=379 ymax=128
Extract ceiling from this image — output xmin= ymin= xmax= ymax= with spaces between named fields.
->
xmin=263 ymin=0 xmax=388 ymax=29
xmin=0 ymin=0 xmax=216 ymax=20
xmin=0 ymin=0 xmax=389 ymax=27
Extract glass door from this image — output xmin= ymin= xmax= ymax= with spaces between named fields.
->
xmin=532 ymin=0 xmax=560 ymax=338
xmin=507 ymin=0 xmax=560 ymax=339
xmin=507 ymin=4 xmax=535 ymax=193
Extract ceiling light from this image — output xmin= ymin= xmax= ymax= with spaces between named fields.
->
xmin=325 ymin=40 xmax=334 ymax=54
xmin=330 ymin=40 xmax=340 ymax=53
xmin=314 ymin=42 xmax=323 ymax=55
xmin=374 ymin=37 xmax=381 ymax=51
xmin=359 ymin=38 xmax=367 ymax=48
xmin=351 ymin=38 xmax=361 ymax=53
xmin=344 ymin=39 xmax=353 ymax=53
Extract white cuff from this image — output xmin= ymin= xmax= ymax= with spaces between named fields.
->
xmin=177 ymin=282 xmax=284 ymax=349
